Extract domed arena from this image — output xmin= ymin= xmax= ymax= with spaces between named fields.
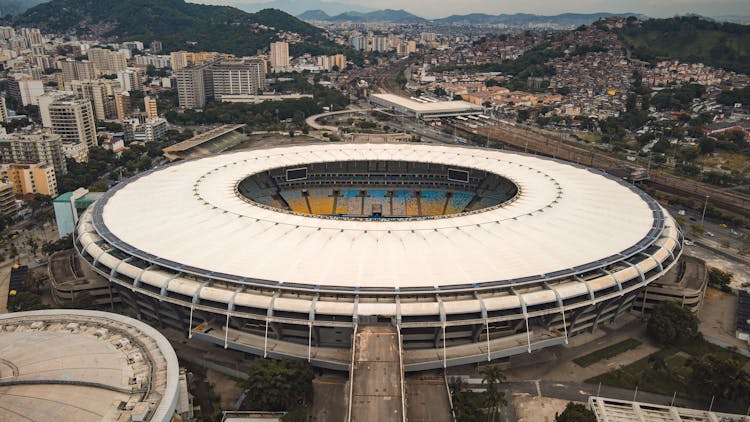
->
xmin=75 ymin=143 xmax=683 ymax=371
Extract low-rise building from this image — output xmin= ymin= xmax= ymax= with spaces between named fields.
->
xmin=0 ymin=162 xmax=57 ymax=196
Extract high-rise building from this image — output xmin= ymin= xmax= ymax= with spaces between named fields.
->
xmin=176 ymin=60 xmax=266 ymax=108
xmin=151 ymin=40 xmax=163 ymax=53
xmin=7 ymin=77 xmax=45 ymax=106
xmin=88 ymin=47 xmax=128 ymax=75
xmin=117 ymin=68 xmax=142 ymax=92
xmin=176 ymin=63 xmax=211 ymax=109
xmin=420 ymin=32 xmax=437 ymax=43
xmin=0 ymin=182 xmax=17 ymax=218
xmin=48 ymin=99 xmax=98 ymax=149
xmin=0 ymin=163 xmax=57 ymax=196
xmin=0 ymin=27 xmax=15 ymax=40
xmin=406 ymin=41 xmax=417 ymax=54
xmin=0 ymin=97 xmax=7 ymax=123
xmin=71 ymin=79 xmax=120 ymax=121
xmin=170 ymin=51 xmax=194 ymax=71
xmin=269 ymin=42 xmax=289 ymax=71
xmin=135 ymin=55 xmax=171 ymax=69
xmin=331 ymin=54 xmax=346 ymax=71
xmin=114 ymin=92 xmax=132 ymax=122
xmin=22 ymin=28 xmax=43 ymax=46
xmin=59 ymin=59 xmax=97 ymax=87
xmin=144 ymin=96 xmax=158 ymax=118
xmin=0 ymin=132 xmax=67 ymax=177
xmin=210 ymin=60 xmax=266 ymax=99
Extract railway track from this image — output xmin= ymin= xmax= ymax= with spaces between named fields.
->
xmin=465 ymin=123 xmax=750 ymax=220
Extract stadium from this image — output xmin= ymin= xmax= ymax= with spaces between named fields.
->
xmin=74 ymin=143 xmax=683 ymax=371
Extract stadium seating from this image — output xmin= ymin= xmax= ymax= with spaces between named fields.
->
xmin=280 ymin=191 xmax=309 ymax=214
xmin=307 ymin=189 xmax=335 ymax=215
xmin=419 ymin=190 xmax=448 ymax=216
xmin=445 ymin=192 xmax=475 ymax=214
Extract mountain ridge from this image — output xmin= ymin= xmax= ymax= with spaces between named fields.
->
xmin=6 ymin=0 xmax=323 ymax=55
xmin=296 ymin=9 xmax=648 ymax=25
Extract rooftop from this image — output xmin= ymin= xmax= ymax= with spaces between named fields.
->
xmin=91 ymin=143 xmax=665 ymax=290
xmin=163 ymin=124 xmax=246 ymax=153
xmin=0 ymin=310 xmax=180 ymax=422
xmin=371 ymin=93 xmax=483 ymax=113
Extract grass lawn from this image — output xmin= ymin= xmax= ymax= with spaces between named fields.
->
xmin=573 ymin=338 xmax=643 ymax=368
xmin=585 ymin=338 xmax=748 ymax=399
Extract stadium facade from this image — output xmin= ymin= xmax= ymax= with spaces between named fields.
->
xmin=74 ymin=143 xmax=683 ymax=371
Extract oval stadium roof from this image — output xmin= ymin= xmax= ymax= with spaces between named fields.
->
xmin=93 ymin=143 xmax=660 ymax=290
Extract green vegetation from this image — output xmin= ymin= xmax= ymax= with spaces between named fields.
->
xmin=717 ymin=86 xmax=750 ymax=106
xmin=587 ymin=337 xmax=749 ymax=403
xmin=707 ymin=267 xmax=733 ymax=289
xmin=166 ymin=79 xmax=348 ymax=128
xmin=450 ymin=378 xmax=485 ymax=422
xmin=8 ymin=0 xmax=342 ymax=56
xmin=615 ymin=16 xmax=750 ymax=74
xmin=651 ymin=84 xmax=706 ymax=112
xmin=573 ymin=338 xmax=642 ymax=367
xmin=451 ymin=365 xmax=507 ymax=422
xmin=555 ymin=402 xmax=596 ymax=422
xmin=688 ymin=353 xmax=750 ymax=401
xmin=395 ymin=70 xmax=407 ymax=89
xmin=433 ymin=42 xmax=562 ymax=89
xmin=647 ymin=301 xmax=699 ymax=346
xmin=240 ymin=358 xmax=314 ymax=414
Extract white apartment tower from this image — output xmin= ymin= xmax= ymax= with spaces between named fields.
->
xmin=48 ymin=99 xmax=98 ymax=149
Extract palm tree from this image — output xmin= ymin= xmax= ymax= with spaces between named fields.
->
xmin=480 ymin=365 xmax=507 ymax=422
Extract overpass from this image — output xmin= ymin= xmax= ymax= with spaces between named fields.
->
xmin=306 ymin=108 xmax=374 ymax=132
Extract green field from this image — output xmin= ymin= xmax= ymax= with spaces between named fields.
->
xmin=573 ymin=339 xmax=643 ymax=367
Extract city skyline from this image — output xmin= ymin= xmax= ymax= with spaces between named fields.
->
xmin=194 ymin=0 xmax=750 ymax=19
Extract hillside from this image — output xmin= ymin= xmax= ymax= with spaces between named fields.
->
xmin=8 ymin=0 xmax=323 ymax=55
xmin=0 ymin=0 xmax=45 ymax=17
xmin=237 ymin=0 xmax=371 ymax=16
xmin=612 ymin=16 xmax=750 ymax=75
xmin=327 ymin=9 xmax=426 ymax=23
xmin=297 ymin=9 xmax=331 ymax=21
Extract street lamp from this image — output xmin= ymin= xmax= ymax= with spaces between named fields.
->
xmin=701 ymin=195 xmax=710 ymax=226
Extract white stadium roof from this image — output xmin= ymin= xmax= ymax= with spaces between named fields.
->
xmin=370 ymin=93 xmax=482 ymax=114
xmin=94 ymin=143 xmax=660 ymax=290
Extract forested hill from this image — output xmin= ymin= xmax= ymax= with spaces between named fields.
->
xmin=611 ymin=16 xmax=750 ymax=75
xmin=6 ymin=0 xmax=323 ymax=55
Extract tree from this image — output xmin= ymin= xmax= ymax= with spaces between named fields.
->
xmin=7 ymin=291 xmax=47 ymax=312
xmin=450 ymin=377 xmax=484 ymax=422
xmin=555 ymin=402 xmax=596 ymax=422
xmin=240 ymin=358 xmax=314 ymax=412
xmin=708 ymin=267 xmax=733 ymax=289
xmin=689 ymin=354 xmax=750 ymax=401
xmin=480 ymin=365 xmax=507 ymax=421
xmin=647 ymin=301 xmax=699 ymax=345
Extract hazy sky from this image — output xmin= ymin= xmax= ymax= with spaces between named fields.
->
xmin=195 ymin=0 xmax=750 ymax=19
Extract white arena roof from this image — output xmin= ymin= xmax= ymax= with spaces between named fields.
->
xmin=370 ymin=93 xmax=483 ymax=118
xmin=91 ymin=143 xmax=662 ymax=291
xmin=0 ymin=310 xmax=180 ymax=422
